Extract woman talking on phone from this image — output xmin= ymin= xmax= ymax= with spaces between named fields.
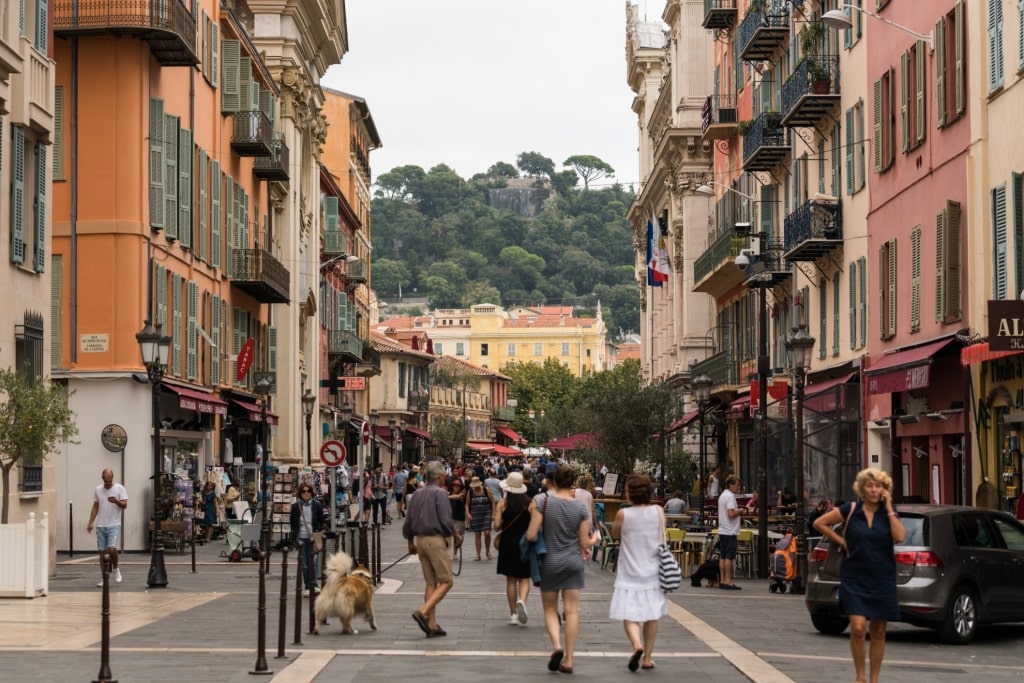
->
xmin=813 ymin=468 xmax=905 ymax=683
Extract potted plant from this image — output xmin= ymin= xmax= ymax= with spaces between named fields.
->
xmin=737 ymin=119 xmax=754 ymax=135
xmin=799 ymin=21 xmax=831 ymax=94
xmin=807 ymin=59 xmax=832 ymax=94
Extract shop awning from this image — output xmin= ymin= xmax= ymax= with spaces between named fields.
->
xmin=404 ymin=426 xmax=431 ymax=440
xmin=464 ymin=441 xmax=496 ymax=453
xmin=164 ymin=385 xmax=228 ymax=416
xmin=664 ymin=410 xmax=700 ymax=435
xmin=374 ymin=425 xmax=400 ymax=441
xmin=491 ymin=444 xmax=522 ymax=456
xmin=726 ymin=395 xmax=750 ymax=420
xmin=231 ymin=400 xmax=280 ymax=426
xmin=865 ymin=338 xmax=956 ymax=395
xmin=804 ymin=372 xmax=857 ymax=413
xmin=541 ymin=432 xmax=597 ymax=450
xmin=960 ymin=342 xmax=1024 ymax=366
xmin=495 ymin=425 xmax=523 ymax=442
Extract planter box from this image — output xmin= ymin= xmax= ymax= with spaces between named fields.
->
xmin=0 ymin=512 xmax=49 ymax=598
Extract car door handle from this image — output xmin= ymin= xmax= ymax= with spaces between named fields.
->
xmin=968 ymin=556 xmax=983 ymax=564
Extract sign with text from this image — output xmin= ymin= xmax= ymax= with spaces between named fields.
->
xmin=988 ymin=300 xmax=1024 ymax=351
xmin=319 ymin=376 xmax=366 ymax=391
xmin=236 ymin=338 xmax=255 ymax=381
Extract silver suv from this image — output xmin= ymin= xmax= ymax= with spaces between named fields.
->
xmin=804 ymin=505 xmax=1024 ymax=644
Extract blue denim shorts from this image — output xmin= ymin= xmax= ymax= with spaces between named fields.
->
xmin=97 ymin=526 xmax=120 ymax=551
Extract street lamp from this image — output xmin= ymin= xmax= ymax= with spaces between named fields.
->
xmin=388 ymin=417 xmax=403 ymax=470
xmin=787 ymin=324 xmax=816 ymax=594
xmin=693 ymin=374 xmax=713 ymax=522
xmin=137 ymin=320 xmax=172 ymax=589
xmin=822 ymin=4 xmax=933 ymax=46
xmin=369 ymin=409 xmax=379 ymax=469
xmin=696 ymin=182 xmax=758 ymax=201
xmin=302 ymin=390 xmax=316 ymax=467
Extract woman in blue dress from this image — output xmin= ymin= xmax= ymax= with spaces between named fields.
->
xmin=814 ymin=468 xmax=906 ymax=683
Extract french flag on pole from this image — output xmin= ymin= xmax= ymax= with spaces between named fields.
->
xmin=647 ymin=215 xmax=670 ymax=286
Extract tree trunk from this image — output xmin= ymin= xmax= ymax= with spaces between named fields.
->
xmin=1 ymin=462 xmax=12 ymax=524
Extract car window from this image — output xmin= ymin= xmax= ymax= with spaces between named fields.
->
xmin=952 ymin=513 xmax=996 ymax=548
xmin=895 ymin=515 xmax=925 ymax=546
xmin=991 ymin=516 xmax=1024 ymax=551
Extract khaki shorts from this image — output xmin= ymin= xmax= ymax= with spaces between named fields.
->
xmin=416 ymin=535 xmax=453 ymax=585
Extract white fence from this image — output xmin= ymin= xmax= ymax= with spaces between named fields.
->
xmin=0 ymin=512 xmax=49 ymax=598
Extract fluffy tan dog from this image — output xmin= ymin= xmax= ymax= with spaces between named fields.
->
xmin=313 ymin=551 xmax=377 ymax=635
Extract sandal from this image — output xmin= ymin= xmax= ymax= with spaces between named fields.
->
xmin=547 ymin=650 xmax=564 ymax=672
xmin=628 ymin=649 xmax=644 ymax=672
xmin=557 ymin=664 xmax=574 ymax=674
xmin=641 ymin=662 xmax=655 ymax=670
xmin=411 ymin=611 xmax=431 ymax=636
xmin=486 ymin=553 xmax=493 ymax=560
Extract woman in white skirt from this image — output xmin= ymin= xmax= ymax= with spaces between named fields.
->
xmin=609 ymin=475 xmax=666 ymax=672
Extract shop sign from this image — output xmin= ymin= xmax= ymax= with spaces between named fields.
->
xmin=988 ymin=300 xmax=1024 ymax=351
xmin=866 ymin=365 xmax=931 ymax=395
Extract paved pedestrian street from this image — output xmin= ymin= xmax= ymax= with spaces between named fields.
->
xmin=1 ymin=527 xmax=1022 ymax=682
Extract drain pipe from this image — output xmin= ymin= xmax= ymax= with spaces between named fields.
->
xmin=69 ymin=38 xmax=79 ymax=364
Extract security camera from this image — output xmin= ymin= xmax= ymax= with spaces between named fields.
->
xmin=735 ymin=249 xmax=753 ymax=270
xmin=734 ymin=222 xmax=751 ymax=237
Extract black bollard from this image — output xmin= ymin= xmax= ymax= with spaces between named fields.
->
xmin=249 ymin=524 xmax=272 ymax=675
xmin=306 ymin=546 xmax=317 ymax=635
xmin=292 ymin=546 xmax=303 ymax=646
xmin=275 ymin=546 xmax=290 ymax=659
xmin=374 ymin=523 xmax=382 ymax=585
xmin=191 ymin=516 xmax=197 ymax=574
xmin=357 ymin=523 xmax=369 ymax=568
xmin=92 ymin=553 xmax=117 ymax=683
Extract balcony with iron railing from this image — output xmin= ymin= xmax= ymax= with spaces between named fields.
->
xmin=323 ymin=230 xmax=347 ymax=257
xmin=742 ymin=112 xmax=789 ymax=172
xmin=253 ymin=134 xmax=289 ymax=181
xmin=493 ymin=405 xmax=516 ymax=421
xmin=54 ymin=0 xmax=198 ymax=66
xmin=781 ymin=56 xmax=841 ymax=128
xmin=692 ymin=350 xmax=740 ymax=390
xmin=694 ymin=230 xmax=747 ymax=297
xmin=231 ymin=110 xmax=273 ymax=156
xmin=701 ymin=93 xmax=739 ymax=141
xmin=19 ymin=463 xmax=43 ymax=494
xmin=361 ymin=344 xmax=381 ymax=376
xmin=702 ymin=0 xmax=737 ymax=30
xmin=737 ymin=2 xmax=789 ymax=62
xmin=742 ymin=241 xmax=792 ymax=288
xmin=783 ymin=198 xmax=843 ymax=261
xmin=230 ymin=248 xmax=290 ymax=304
xmin=328 ymin=329 xmax=364 ymax=364
xmin=346 ymin=258 xmax=367 ymax=286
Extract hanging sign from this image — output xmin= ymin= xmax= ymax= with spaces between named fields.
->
xmin=236 ymin=338 xmax=255 ymax=381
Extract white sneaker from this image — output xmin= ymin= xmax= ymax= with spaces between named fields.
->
xmin=507 ymin=614 xmax=519 ymax=625
xmin=96 ymin=581 xmax=104 ymax=587
xmin=516 ymin=599 xmax=528 ymax=625
xmin=114 ymin=568 xmax=122 ymax=583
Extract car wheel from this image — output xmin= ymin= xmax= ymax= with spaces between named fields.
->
xmin=810 ymin=611 xmax=849 ymax=635
xmin=938 ymin=586 xmax=978 ymax=645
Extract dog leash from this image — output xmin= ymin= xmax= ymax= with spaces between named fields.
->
xmin=379 ymin=552 xmax=412 ymax=575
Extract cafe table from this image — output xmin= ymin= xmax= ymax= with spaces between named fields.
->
xmin=679 ymin=529 xmax=784 ymax=575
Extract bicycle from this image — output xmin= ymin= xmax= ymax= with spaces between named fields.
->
xmin=452 ymin=535 xmax=463 ymax=576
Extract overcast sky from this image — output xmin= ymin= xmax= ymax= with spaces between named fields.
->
xmin=322 ymin=0 xmax=657 ymax=188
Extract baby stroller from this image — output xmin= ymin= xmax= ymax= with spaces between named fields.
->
xmin=769 ymin=534 xmax=797 ymax=593
xmin=221 ymin=506 xmax=263 ymax=562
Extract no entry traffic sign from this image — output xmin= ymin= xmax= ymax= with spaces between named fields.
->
xmin=361 ymin=421 xmax=371 ymax=444
xmin=320 ymin=440 xmax=346 ymax=467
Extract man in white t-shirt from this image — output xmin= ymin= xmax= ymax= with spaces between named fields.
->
xmin=707 ymin=466 xmax=721 ymax=498
xmin=716 ymin=475 xmax=742 ymax=590
xmin=87 ymin=468 xmax=128 ymax=586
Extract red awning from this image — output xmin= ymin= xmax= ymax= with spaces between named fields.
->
xmin=495 ymin=425 xmax=523 ymax=442
xmin=865 ymin=338 xmax=955 ymax=395
xmin=465 ymin=441 xmax=496 ymax=453
xmin=804 ymin=373 xmax=856 ymax=413
xmin=374 ymin=425 xmax=397 ymax=440
xmin=726 ymin=395 xmax=750 ymax=419
xmin=960 ymin=342 xmax=1024 ymax=366
xmin=491 ymin=444 xmax=522 ymax=456
xmin=164 ymin=385 xmax=228 ymax=416
xmin=231 ymin=400 xmax=280 ymax=426
xmin=664 ymin=410 xmax=700 ymax=435
xmin=404 ymin=426 xmax=431 ymax=440
xmin=541 ymin=432 xmax=597 ymax=450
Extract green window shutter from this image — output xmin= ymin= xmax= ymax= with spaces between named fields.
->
xmin=759 ymin=185 xmax=773 ymax=236
xmin=858 ymin=256 xmax=867 ymax=346
xmin=178 ymin=130 xmax=192 ymax=249
xmin=849 ymin=261 xmax=857 ymax=350
xmin=163 ymin=114 xmax=179 ymax=239
xmin=878 ymin=244 xmax=886 ymax=338
xmin=325 ymin=195 xmax=339 ymax=231
xmin=36 ymin=0 xmax=47 ymax=51
xmin=201 ymin=11 xmax=208 ymax=82
xmin=224 ymin=175 xmax=235 ymax=268
xmin=910 ymin=226 xmax=921 ymax=332
xmin=54 ymin=86 xmax=64 ymax=180
xmin=915 ymin=41 xmax=926 ymax=144
xmin=347 ymin=299 xmax=355 ymax=331
xmin=198 ymin=150 xmax=208 ymax=262
xmin=211 ymin=162 xmax=221 ymax=267
xmin=993 ymin=185 xmax=1009 ymax=300
xmin=34 ymin=142 xmax=45 ymax=272
xmin=187 ymin=281 xmax=198 ymax=380
xmin=238 ymin=58 xmax=252 ymax=113
xmin=935 ymin=209 xmax=947 ymax=320
xmin=832 ymin=272 xmax=840 ymax=355
xmin=211 ymin=294 xmax=221 ymax=385
xmin=1013 ymin=173 xmax=1024 ymax=295
xmin=156 ymin=265 xmax=167 ymax=327
xmin=259 ymin=89 xmax=276 ymax=130
xmin=221 ymin=39 xmax=240 ymax=112
xmin=268 ymin=326 xmax=277 ymax=376
xmin=845 ymin=108 xmax=855 ymax=195
xmin=250 ymin=76 xmax=260 ymax=112
xmin=872 ymin=78 xmax=883 ymax=172
xmin=819 ymin=280 xmax=827 ymax=360
xmin=51 ymin=254 xmax=62 ymax=369
xmin=232 ymin=307 xmax=242 ymax=386
xmin=338 ymin=297 xmax=347 ymax=330
xmin=10 ymin=125 xmax=25 ymax=265
xmin=1018 ymin=0 xmax=1024 ymax=70
xmin=955 ymin=0 xmax=965 ymax=115
xmin=831 ymin=125 xmax=840 ymax=197
xmin=801 ymin=286 xmax=810 ymax=327
xmin=856 ymin=102 xmax=866 ymax=190
xmin=149 ymin=98 xmax=165 ymax=229
xmin=817 ymin=138 xmax=825 ymax=193
xmin=946 ymin=200 xmax=962 ymax=319
xmin=936 ymin=16 xmax=947 ymax=126
xmin=900 ymin=50 xmax=910 ymax=153
xmin=242 ymin=191 xmax=250 ymax=247
xmin=211 ymin=23 xmax=219 ymax=88
xmin=990 ymin=0 xmax=1005 ymax=92
xmin=172 ymin=273 xmax=182 ymax=377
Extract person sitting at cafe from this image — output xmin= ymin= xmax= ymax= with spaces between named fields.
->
xmin=664 ymin=490 xmax=687 ymax=515
xmin=806 ymin=499 xmax=829 ymax=536
xmin=744 ymin=490 xmax=760 ymax=514
xmin=776 ymin=488 xmax=798 ymax=513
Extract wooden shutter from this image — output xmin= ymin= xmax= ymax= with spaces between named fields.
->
xmin=1019 ymin=0 xmax=1024 ymax=70
xmin=34 ymin=143 xmax=46 ymax=272
xmin=936 ymin=16 xmax=947 ymax=126
xmin=935 ymin=209 xmax=947 ymax=319
xmin=149 ymin=98 xmax=164 ymax=228
xmin=211 ymin=295 xmax=221 ymax=385
xmin=268 ymin=326 xmax=277 ymax=379
xmin=36 ymin=0 xmax=47 ymax=51
xmin=955 ymin=0 xmax=965 ymax=115
xmin=10 ymin=125 xmax=25 ymax=264
xmin=845 ymin=108 xmax=855 ymax=194
xmin=54 ymin=87 xmax=64 ymax=180
xmin=831 ymin=125 xmax=840 ymax=197
xmin=817 ymin=138 xmax=826 ymax=193
xmin=888 ymin=240 xmax=897 ymax=338
xmin=915 ymin=41 xmax=926 ymax=144
xmin=259 ymin=89 xmax=276 ymax=130
xmin=878 ymin=244 xmax=887 ymax=338
xmin=993 ymin=185 xmax=1009 ymax=300
xmin=201 ymin=10 xmax=208 ymax=82
xmin=832 ymin=272 xmax=840 ymax=355
xmin=819 ymin=280 xmax=827 ymax=360
xmin=856 ymin=102 xmax=866 ymax=190
xmin=156 ymin=264 xmax=167 ymax=327
xmin=224 ymin=175 xmax=234 ymax=270
xmin=198 ymin=149 xmax=208 ymax=262
xmin=946 ymin=200 xmax=962 ymax=319
xmin=1013 ymin=173 xmax=1024 ymax=295
xmin=872 ymin=78 xmax=883 ymax=172
xmin=178 ymin=130 xmax=192 ymax=249
xmin=232 ymin=307 xmax=242 ymax=386
xmin=211 ymin=163 xmax=222 ymax=267
xmin=51 ymin=254 xmax=62 ymax=369
xmin=760 ymin=185 xmax=773 ymax=236
xmin=858 ymin=256 xmax=867 ymax=346
xmin=172 ymin=273 xmax=182 ymax=377
xmin=238 ymin=58 xmax=252 ymax=113
xmin=900 ymin=50 xmax=910 ymax=152
xmin=163 ymin=114 xmax=179 ymax=239
xmin=849 ymin=261 xmax=857 ymax=350
xmin=990 ymin=0 xmax=1005 ymax=92
xmin=187 ymin=281 xmax=198 ymax=380
xmin=910 ymin=227 xmax=921 ymax=331
xmin=221 ymin=39 xmax=240 ymax=112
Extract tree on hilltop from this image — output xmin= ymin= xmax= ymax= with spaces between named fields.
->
xmin=487 ymin=162 xmax=519 ymax=179
xmin=563 ymin=155 xmax=615 ymax=190
xmin=516 ymin=151 xmax=556 ymax=179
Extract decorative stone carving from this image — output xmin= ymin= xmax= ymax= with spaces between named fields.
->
xmin=638 ymin=272 xmax=647 ymax=311
xmin=279 ymin=67 xmax=328 ymax=159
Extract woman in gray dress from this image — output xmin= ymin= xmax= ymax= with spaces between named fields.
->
xmin=526 ymin=465 xmax=600 ymax=674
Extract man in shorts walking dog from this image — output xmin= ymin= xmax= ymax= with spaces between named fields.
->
xmin=87 ymin=468 xmax=128 ymax=587
xmin=716 ymin=475 xmax=742 ymax=590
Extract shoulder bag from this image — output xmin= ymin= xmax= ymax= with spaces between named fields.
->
xmin=656 ymin=507 xmax=682 ymax=592
xmin=493 ymin=505 xmax=528 ymax=551
xmin=821 ymin=502 xmax=856 ymax=577
xmin=301 ymin=509 xmax=324 ymax=553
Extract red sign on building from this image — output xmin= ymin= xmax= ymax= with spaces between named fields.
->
xmin=236 ymin=338 xmax=255 ymax=381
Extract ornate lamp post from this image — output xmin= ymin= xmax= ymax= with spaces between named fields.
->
xmin=787 ymin=324 xmax=816 ymax=594
xmin=369 ymin=409 xmax=379 ymax=468
xmin=137 ymin=320 xmax=172 ymax=589
xmin=301 ymin=390 xmax=316 ymax=467
xmin=693 ymin=373 xmax=713 ymax=521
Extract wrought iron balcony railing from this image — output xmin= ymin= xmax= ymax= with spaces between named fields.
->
xmin=694 ymin=230 xmax=746 ymax=284
xmin=702 ymin=0 xmax=737 ymax=30
xmin=692 ymin=350 xmax=739 ymax=389
xmin=253 ymin=134 xmax=289 ymax=181
xmin=346 ymin=258 xmax=367 ymax=285
xmin=781 ymin=56 xmax=841 ymax=128
xmin=231 ymin=111 xmax=273 ymax=157
xmin=742 ymin=241 xmax=791 ymax=287
xmin=783 ymin=198 xmax=843 ymax=261
xmin=737 ymin=2 xmax=789 ymax=62
xmin=230 ymin=248 xmax=290 ymax=304
xmin=701 ymin=94 xmax=739 ymax=140
xmin=742 ymin=112 xmax=789 ymax=172
xmin=54 ymin=0 xmax=198 ymax=66
xmin=328 ymin=329 xmax=364 ymax=363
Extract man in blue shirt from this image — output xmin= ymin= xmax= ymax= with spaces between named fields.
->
xmin=394 ymin=464 xmax=410 ymax=518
